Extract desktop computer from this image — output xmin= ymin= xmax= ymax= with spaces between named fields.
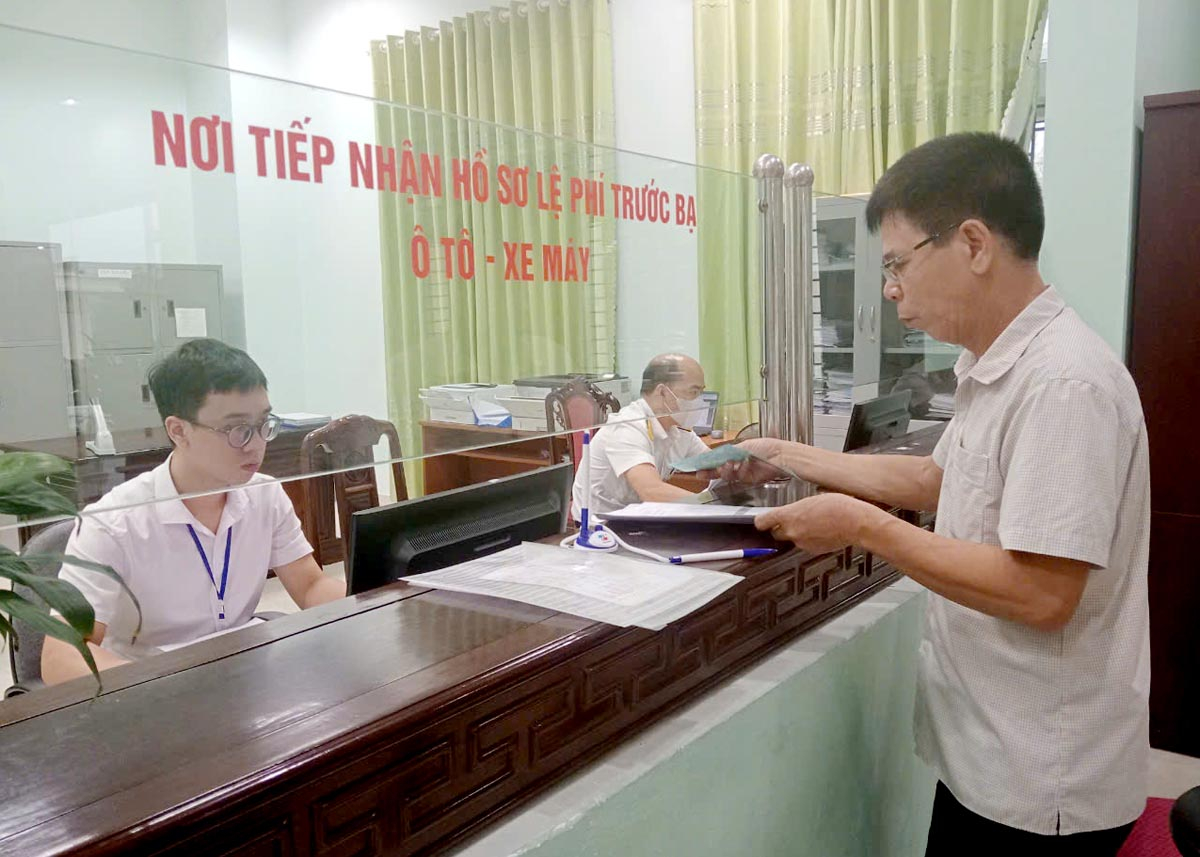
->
xmin=347 ymin=462 xmax=573 ymax=595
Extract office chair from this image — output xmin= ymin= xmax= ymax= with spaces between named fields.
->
xmin=1175 ymin=786 xmax=1200 ymax=855
xmin=5 ymin=519 xmax=76 ymax=697
xmin=301 ymin=415 xmax=408 ymax=569
xmin=544 ymin=376 xmax=621 ymax=473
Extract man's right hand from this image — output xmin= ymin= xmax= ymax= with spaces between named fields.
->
xmin=698 ymin=437 xmax=798 ymax=485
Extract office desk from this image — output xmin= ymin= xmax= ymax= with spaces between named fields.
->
xmin=421 ymin=420 xmax=736 ymax=495
xmin=0 ymin=426 xmax=942 ymax=857
xmin=0 ymin=425 xmax=340 ymax=560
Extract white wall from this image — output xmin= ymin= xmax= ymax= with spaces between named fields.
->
xmin=609 ymin=0 xmax=700 ymax=380
xmin=1 ymin=0 xmax=706 ymax=419
xmin=1041 ymin=0 xmax=1200 ymax=358
xmin=1133 ymin=0 xmax=1200 ymax=129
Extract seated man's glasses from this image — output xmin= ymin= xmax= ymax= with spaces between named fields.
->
xmin=191 ymin=414 xmax=282 ymax=449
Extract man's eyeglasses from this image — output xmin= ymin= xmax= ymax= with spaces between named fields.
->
xmin=881 ymin=221 xmax=962 ymax=283
xmin=191 ymin=414 xmax=281 ymax=449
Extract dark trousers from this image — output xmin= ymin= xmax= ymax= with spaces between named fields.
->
xmin=925 ymin=782 xmax=1134 ymax=857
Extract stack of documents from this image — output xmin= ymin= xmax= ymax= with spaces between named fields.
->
xmin=926 ymin=393 xmax=955 ymax=419
xmin=402 ymin=542 xmax=743 ymax=631
xmin=277 ymin=412 xmax=330 ymax=429
xmin=600 ymin=502 xmax=770 ymax=525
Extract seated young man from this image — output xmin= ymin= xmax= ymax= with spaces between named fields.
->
xmin=571 ymin=352 xmax=712 ymax=518
xmin=42 ymin=338 xmax=346 ymax=684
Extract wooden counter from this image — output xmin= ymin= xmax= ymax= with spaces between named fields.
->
xmin=0 ymin=425 xmax=943 ymax=857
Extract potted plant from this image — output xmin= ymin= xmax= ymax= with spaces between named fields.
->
xmin=0 ymin=451 xmax=140 ymax=692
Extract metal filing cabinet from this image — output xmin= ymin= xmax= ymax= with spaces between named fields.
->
xmin=156 ymin=265 xmax=225 ymax=350
xmin=65 ymin=262 xmax=226 ymax=432
xmin=0 ymin=242 xmax=73 ymax=443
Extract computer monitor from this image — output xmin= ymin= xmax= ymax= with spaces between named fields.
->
xmin=693 ymin=391 xmax=720 ymax=436
xmin=842 ymin=390 xmax=914 ymax=452
xmin=347 ymin=462 xmax=573 ymax=595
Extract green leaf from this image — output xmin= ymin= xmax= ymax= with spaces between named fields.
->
xmin=0 ymin=612 xmax=14 ymax=645
xmin=0 ymin=590 xmax=101 ymax=691
xmin=27 ymin=553 xmax=144 ymax=643
xmin=0 ymin=562 xmax=96 ymax=639
xmin=0 ymin=453 xmax=77 ymax=518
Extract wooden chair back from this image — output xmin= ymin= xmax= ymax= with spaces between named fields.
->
xmin=300 ymin=415 xmax=408 ymax=570
xmin=544 ymin=377 xmax=622 ymax=471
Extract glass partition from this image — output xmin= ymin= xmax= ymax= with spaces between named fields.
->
xmin=0 ymin=24 xmax=956 ymax=542
xmin=0 ymin=24 xmax=764 ymax=536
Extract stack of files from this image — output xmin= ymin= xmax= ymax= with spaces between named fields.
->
xmin=402 ymin=542 xmax=743 ymax=631
xmin=277 ymin=412 xmax=330 ymax=430
xmin=600 ymin=502 xmax=769 ymax=525
xmin=903 ymin=329 xmax=929 ymax=347
xmin=927 ymin=393 xmax=955 ymax=418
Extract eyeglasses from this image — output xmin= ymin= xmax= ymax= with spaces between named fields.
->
xmin=191 ymin=414 xmax=281 ymax=449
xmin=881 ymin=221 xmax=962 ymax=283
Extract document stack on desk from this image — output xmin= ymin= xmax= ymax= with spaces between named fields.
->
xmin=402 ymin=542 xmax=742 ymax=630
xmin=600 ymin=502 xmax=770 ymax=525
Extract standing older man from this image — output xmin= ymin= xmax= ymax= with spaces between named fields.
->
xmin=723 ymin=133 xmax=1149 ymax=855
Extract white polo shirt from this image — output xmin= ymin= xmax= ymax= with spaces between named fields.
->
xmin=915 ymin=287 xmax=1151 ymax=835
xmin=59 ymin=456 xmax=313 ymax=659
xmin=571 ymin=397 xmax=710 ymax=518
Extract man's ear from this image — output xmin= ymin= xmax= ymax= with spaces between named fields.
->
xmin=959 ymin=218 xmax=994 ymax=275
xmin=164 ymin=416 xmax=189 ymax=448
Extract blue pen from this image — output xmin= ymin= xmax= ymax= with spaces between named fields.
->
xmin=668 ymin=548 xmax=778 ymax=564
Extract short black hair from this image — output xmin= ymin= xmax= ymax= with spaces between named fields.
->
xmin=147 ymin=338 xmax=268 ymax=422
xmin=641 ymin=354 xmax=688 ymax=395
xmin=865 ymin=132 xmax=1044 ymax=260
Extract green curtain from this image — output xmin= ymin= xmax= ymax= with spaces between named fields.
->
xmin=372 ymin=0 xmax=615 ymax=494
xmin=694 ymin=0 xmax=1047 ymax=421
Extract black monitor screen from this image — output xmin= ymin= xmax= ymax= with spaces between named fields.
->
xmin=347 ymin=462 xmax=573 ymax=595
xmin=843 ymin=390 xmax=914 ymax=452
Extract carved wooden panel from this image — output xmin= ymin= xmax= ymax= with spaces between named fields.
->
xmin=153 ymin=547 xmax=896 ymax=857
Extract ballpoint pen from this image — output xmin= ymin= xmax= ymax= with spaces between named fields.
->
xmin=668 ymin=548 xmax=778 ymax=564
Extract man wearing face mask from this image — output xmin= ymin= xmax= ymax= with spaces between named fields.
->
xmin=570 ymin=353 xmax=711 ymax=518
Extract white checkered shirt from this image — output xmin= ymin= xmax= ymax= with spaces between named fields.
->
xmin=914 ymin=286 xmax=1151 ymax=835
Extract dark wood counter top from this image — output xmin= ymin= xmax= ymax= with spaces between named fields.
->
xmin=0 ymin=423 xmax=945 ymax=856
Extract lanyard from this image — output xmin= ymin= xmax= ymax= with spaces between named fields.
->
xmin=186 ymin=523 xmax=233 ymax=621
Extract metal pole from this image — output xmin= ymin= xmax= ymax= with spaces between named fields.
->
xmin=753 ymin=154 xmax=785 ymax=440
xmin=783 ymin=163 xmax=815 ymax=448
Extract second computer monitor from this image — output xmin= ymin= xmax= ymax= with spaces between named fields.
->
xmin=347 ymin=462 xmax=573 ymax=595
xmin=842 ymin=390 xmax=914 ymax=452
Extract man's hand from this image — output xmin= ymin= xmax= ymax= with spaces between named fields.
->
xmin=698 ymin=438 xmax=795 ymax=485
xmin=753 ymin=493 xmax=873 ymax=554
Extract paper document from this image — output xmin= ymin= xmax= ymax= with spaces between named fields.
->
xmin=600 ymin=502 xmax=769 ymax=525
xmin=402 ymin=542 xmax=742 ymax=630
xmin=174 ymin=307 xmax=208 ymax=338
xmin=157 ymin=617 xmax=265 ymax=652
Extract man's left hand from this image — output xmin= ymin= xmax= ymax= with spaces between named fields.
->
xmin=754 ymin=493 xmax=873 ymax=554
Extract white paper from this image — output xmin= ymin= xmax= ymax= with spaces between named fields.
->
xmin=483 ymin=554 xmax=685 ymax=607
xmin=404 ymin=542 xmax=742 ymax=630
xmin=157 ymin=617 xmax=265 ymax=652
xmin=97 ymin=268 xmax=133 ymax=279
xmin=174 ymin=307 xmax=208 ymax=338
xmin=600 ymin=502 xmax=769 ymax=525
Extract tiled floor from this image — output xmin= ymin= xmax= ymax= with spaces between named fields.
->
xmin=1149 ymin=748 xmax=1200 ymax=800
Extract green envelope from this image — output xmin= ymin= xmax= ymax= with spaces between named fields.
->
xmin=670 ymin=445 xmax=800 ymax=482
